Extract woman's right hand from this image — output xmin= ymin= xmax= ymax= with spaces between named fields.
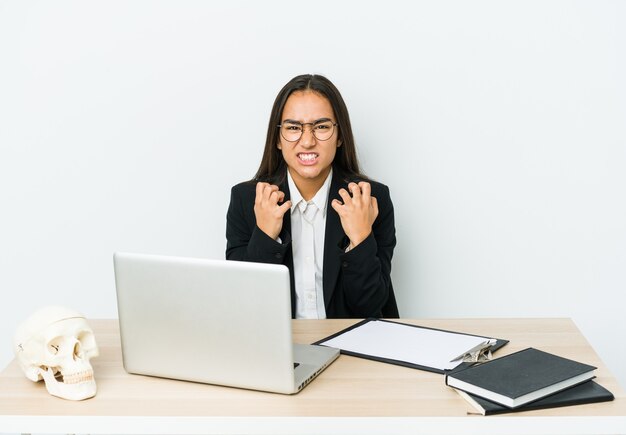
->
xmin=254 ymin=182 xmax=291 ymax=240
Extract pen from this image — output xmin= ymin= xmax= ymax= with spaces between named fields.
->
xmin=449 ymin=339 xmax=497 ymax=362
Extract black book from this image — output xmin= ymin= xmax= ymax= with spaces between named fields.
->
xmin=445 ymin=348 xmax=596 ymax=408
xmin=454 ymin=380 xmax=614 ymax=415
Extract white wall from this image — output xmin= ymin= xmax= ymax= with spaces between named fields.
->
xmin=1 ymin=1 xmax=625 ymax=389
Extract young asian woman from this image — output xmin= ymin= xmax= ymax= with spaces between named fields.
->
xmin=226 ymin=74 xmax=398 ymax=319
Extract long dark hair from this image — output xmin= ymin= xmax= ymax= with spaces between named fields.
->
xmin=253 ymin=74 xmax=365 ymax=185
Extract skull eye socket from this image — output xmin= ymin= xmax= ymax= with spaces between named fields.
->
xmin=47 ymin=337 xmax=64 ymax=355
xmin=73 ymin=341 xmax=82 ymax=360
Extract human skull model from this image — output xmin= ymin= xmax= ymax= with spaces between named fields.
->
xmin=13 ymin=306 xmax=99 ymax=400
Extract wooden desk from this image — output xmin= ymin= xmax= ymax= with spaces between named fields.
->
xmin=1 ymin=318 xmax=625 ymax=434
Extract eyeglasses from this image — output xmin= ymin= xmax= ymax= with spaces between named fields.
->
xmin=277 ymin=119 xmax=337 ymax=142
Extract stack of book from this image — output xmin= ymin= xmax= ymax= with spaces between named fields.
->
xmin=445 ymin=347 xmax=614 ymax=415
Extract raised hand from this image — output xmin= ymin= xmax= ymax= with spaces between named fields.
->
xmin=254 ymin=182 xmax=292 ymax=240
xmin=331 ymin=181 xmax=378 ymax=249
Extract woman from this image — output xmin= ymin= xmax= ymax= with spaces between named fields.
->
xmin=226 ymin=74 xmax=398 ymax=319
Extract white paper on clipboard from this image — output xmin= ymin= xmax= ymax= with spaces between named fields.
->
xmin=318 ymin=320 xmax=493 ymax=371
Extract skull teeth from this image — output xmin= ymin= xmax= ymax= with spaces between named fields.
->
xmin=40 ymin=367 xmax=97 ymax=400
xmin=61 ymin=370 xmax=94 ymax=384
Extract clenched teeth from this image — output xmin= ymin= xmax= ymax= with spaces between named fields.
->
xmin=298 ymin=153 xmax=318 ymax=161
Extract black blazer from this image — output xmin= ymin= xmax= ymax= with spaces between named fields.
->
xmin=226 ymin=172 xmax=399 ymax=319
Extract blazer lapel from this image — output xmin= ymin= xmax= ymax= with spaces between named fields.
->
xmin=280 ymin=179 xmax=292 ymax=243
xmin=279 ymin=180 xmax=296 ymax=317
xmin=323 ymin=173 xmax=348 ymax=308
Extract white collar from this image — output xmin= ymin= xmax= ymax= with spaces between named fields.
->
xmin=287 ymin=168 xmax=333 ymax=217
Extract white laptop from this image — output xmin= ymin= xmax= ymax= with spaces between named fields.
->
xmin=113 ymin=252 xmax=339 ymax=394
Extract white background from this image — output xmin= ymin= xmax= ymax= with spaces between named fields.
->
xmin=1 ymin=0 xmax=625 ymax=390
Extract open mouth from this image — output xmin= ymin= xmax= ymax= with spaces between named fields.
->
xmin=297 ymin=153 xmax=318 ymax=164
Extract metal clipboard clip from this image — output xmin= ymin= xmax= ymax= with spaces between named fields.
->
xmin=449 ymin=338 xmax=498 ymax=363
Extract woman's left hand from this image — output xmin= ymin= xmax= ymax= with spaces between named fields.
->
xmin=331 ymin=181 xmax=379 ymax=249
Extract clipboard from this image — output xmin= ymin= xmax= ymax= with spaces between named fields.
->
xmin=314 ymin=318 xmax=509 ymax=374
